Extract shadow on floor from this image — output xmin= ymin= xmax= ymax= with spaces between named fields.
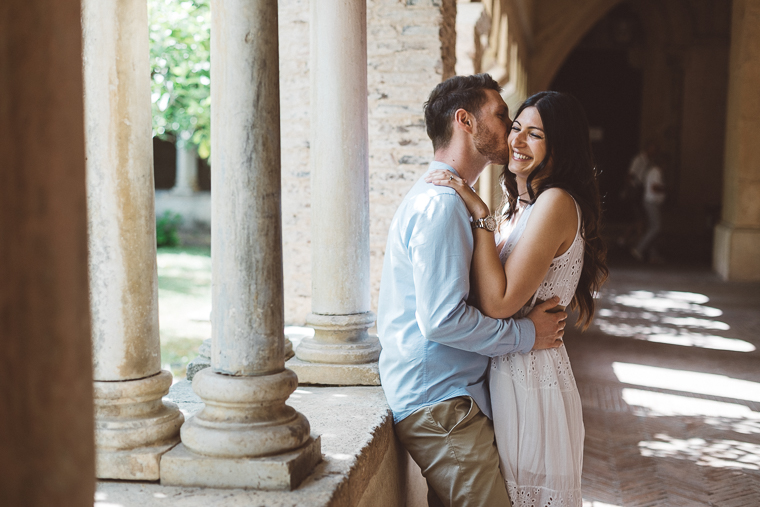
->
xmin=566 ymin=265 xmax=760 ymax=506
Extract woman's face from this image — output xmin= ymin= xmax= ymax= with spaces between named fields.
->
xmin=507 ymin=106 xmax=549 ymax=181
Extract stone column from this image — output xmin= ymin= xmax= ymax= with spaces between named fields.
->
xmin=172 ymin=138 xmax=199 ymax=196
xmin=1 ymin=0 xmax=95 ymax=504
xmin=160 ymin=0 xmax=321 ymax=490
xmin=290 ymin=0 xmax=381 ymax=386
xmin=713 ymin=0 xmax=760 ymax=281
xmin=82 ymin=0 xmax=183 ymax=480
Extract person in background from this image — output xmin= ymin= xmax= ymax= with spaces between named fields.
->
xmin=631 ymin=151 xmax=666 ymax=263
xmin=618 ymin=141 xmax=657 ymax=249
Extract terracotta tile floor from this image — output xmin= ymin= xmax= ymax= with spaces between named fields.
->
xmin=565 ymin=265 xmax=760 ymax=506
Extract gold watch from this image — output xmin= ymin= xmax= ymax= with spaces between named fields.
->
xmin=472 ymin=215 xmax=497 ymax=232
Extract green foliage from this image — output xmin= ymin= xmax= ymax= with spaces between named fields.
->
xmin=156 ymin=211 xmax=183 ymax=247
xmin=149 ymin=0 xmax=211 ymax=159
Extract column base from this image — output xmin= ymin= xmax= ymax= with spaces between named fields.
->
xmin=181 ymin=368 xmax=313 ymax=458
xmin=713 ymin=222 xmax=760 ymax=281
xmin=160 ymin=437 xmax=321 ymax=490
xmin=94 ymin=370 xmax=184 ymax=480
xmin=297 ymin=312 xmax=381 ymax=364
xmin=97 ymin=442 xmax=178 ymax=481
xmin=286 ymin=355 xmax=380 ymax=385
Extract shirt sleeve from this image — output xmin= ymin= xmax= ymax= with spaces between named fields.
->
xmin=406 ymin=191 xmax=535 ymax=356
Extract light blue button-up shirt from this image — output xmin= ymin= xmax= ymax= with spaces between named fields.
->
xmin=377 ymin=162 xmax=536 ymax=424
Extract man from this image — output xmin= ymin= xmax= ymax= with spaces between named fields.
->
xmin=618 ymin=141 xmax=656 ymax=249
xmin=631 ymin=153 xmax=666 ymax=263
xmin=377 ymin=73 xmax=567 ymax=507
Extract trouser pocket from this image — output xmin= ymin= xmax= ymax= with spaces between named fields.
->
xmin=427 ymin=396 xmax=475 ymax=434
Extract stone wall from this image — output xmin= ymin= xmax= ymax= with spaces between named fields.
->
xmin=279 ymin=0 xmax=450 ymax=324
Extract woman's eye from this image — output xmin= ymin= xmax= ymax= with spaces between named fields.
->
xmin=511 ymin=126 xmax=520 ymax=132
xmin=530 ymin=133 xmax=543 ymax=139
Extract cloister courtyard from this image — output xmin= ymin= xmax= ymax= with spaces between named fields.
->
xmin=101 ymin=252 xmax=760 ymax=505
xmin=3 ymin=0 xmax=760 ymax=505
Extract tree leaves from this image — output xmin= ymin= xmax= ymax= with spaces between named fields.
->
xmin=149 ymin=0 xmax=211 ymax=160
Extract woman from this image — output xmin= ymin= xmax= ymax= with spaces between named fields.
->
xmin=425 ymin=91 xmax=608 ymax=506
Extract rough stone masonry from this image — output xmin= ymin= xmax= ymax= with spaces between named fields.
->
xmin=279 ymin=0 xmax=456 ymax=324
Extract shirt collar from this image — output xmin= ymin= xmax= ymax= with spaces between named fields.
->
xmin=427 ymin=161 xmax=460 ymax=177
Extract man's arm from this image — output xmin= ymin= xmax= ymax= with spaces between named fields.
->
xmin=408 ymin=191 xmax=544 ymax=356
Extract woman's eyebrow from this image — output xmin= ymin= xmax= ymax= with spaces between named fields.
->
xmin=526 ymin=126 xmax=545 ymax=133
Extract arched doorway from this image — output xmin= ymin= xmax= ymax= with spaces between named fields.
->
xmin=550 ymin=3 xmax=643 ymax=225
xmin=547 ymin=0 xmax=731 ymax=264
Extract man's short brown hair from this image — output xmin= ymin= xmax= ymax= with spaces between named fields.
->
xmin=423 ymin=74 xmax=502 ymax=151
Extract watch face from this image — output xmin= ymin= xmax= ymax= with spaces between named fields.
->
xmin=484 ymin=216 xmax=497 ymax=232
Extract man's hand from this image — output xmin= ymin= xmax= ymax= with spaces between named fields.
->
xmin=526 ymin=296 xmax=568 ymax=350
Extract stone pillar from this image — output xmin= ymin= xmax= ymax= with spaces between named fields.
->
xmin=160 ymin=0 xmax=321 ymax=490
xmin=172 ymin=138 xmax=199 ymax=196
xmin=82 ymin=0 xmax=183 ymax=480
xmin=713 ymin=0 xmax=760 ymax=281
xmin=290 ymin=0 xmax=381 ymax=386
xmin=0 ymin=0 xmax=95 ymax=504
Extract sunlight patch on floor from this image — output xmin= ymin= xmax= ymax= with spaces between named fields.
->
xmin=639 ymin=434 xmax=760 ymax=470
xmin=594 ymin=289 xmax=750 ymax=352
xmin=645 ymin=332 xmax=754 ymax=352
xmin=612 ymin=290 xmax=721 ymax=317
xmin=613 ymin=363 xmax=760 ymax=402
xmin=622 ymin=388 xmax=760 ymax=434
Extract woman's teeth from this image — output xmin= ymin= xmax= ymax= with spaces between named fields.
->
xmin=513 ymin=152 xmax=530 ymax=160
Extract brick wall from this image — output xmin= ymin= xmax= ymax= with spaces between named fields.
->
xmin=279 ymin=0 xmax=451 ymax=324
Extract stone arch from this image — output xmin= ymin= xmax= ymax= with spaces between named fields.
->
xmin=528 ymin=0 xmax=625 ymax=91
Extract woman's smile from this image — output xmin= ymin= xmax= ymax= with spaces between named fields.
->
xmin=507 ymin=106 xmax=547 ymax=179
xmin=512 ymin=150 xmax=532 ymax=161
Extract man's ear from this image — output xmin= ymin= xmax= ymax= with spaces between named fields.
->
xmin=454 ymin=108 xmax=473 ymax=132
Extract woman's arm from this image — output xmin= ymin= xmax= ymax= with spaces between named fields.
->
xmin=426 ymin=170 xmax=577 ymax=319
xmin=489 ymin=190 xmax=576 ymax=317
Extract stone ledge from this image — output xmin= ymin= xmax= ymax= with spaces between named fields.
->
xmin=97 ymin=381 xmax=424 ymax=506
xmin=287 ymin=356 xmax=381 ymax=386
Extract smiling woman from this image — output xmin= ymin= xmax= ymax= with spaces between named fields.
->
xmin=507 ymin=106 xmax=548 ymax=183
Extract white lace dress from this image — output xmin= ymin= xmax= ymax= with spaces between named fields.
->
xmin=490 ymin=198 xmax=585 ymax=507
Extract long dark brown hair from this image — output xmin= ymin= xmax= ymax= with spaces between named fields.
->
xmin=500 ymin=91 xmax=608 ymax=329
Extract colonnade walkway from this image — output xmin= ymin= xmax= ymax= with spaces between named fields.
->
xmin=570 ymin=264 xmax=760 ymax=506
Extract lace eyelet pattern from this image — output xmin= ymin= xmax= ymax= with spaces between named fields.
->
xmin=491 ymin=197 xmax=585 ymax=507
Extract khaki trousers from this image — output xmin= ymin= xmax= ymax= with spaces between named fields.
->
xmin=395 ymin=396 xmax=511 ymax=507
